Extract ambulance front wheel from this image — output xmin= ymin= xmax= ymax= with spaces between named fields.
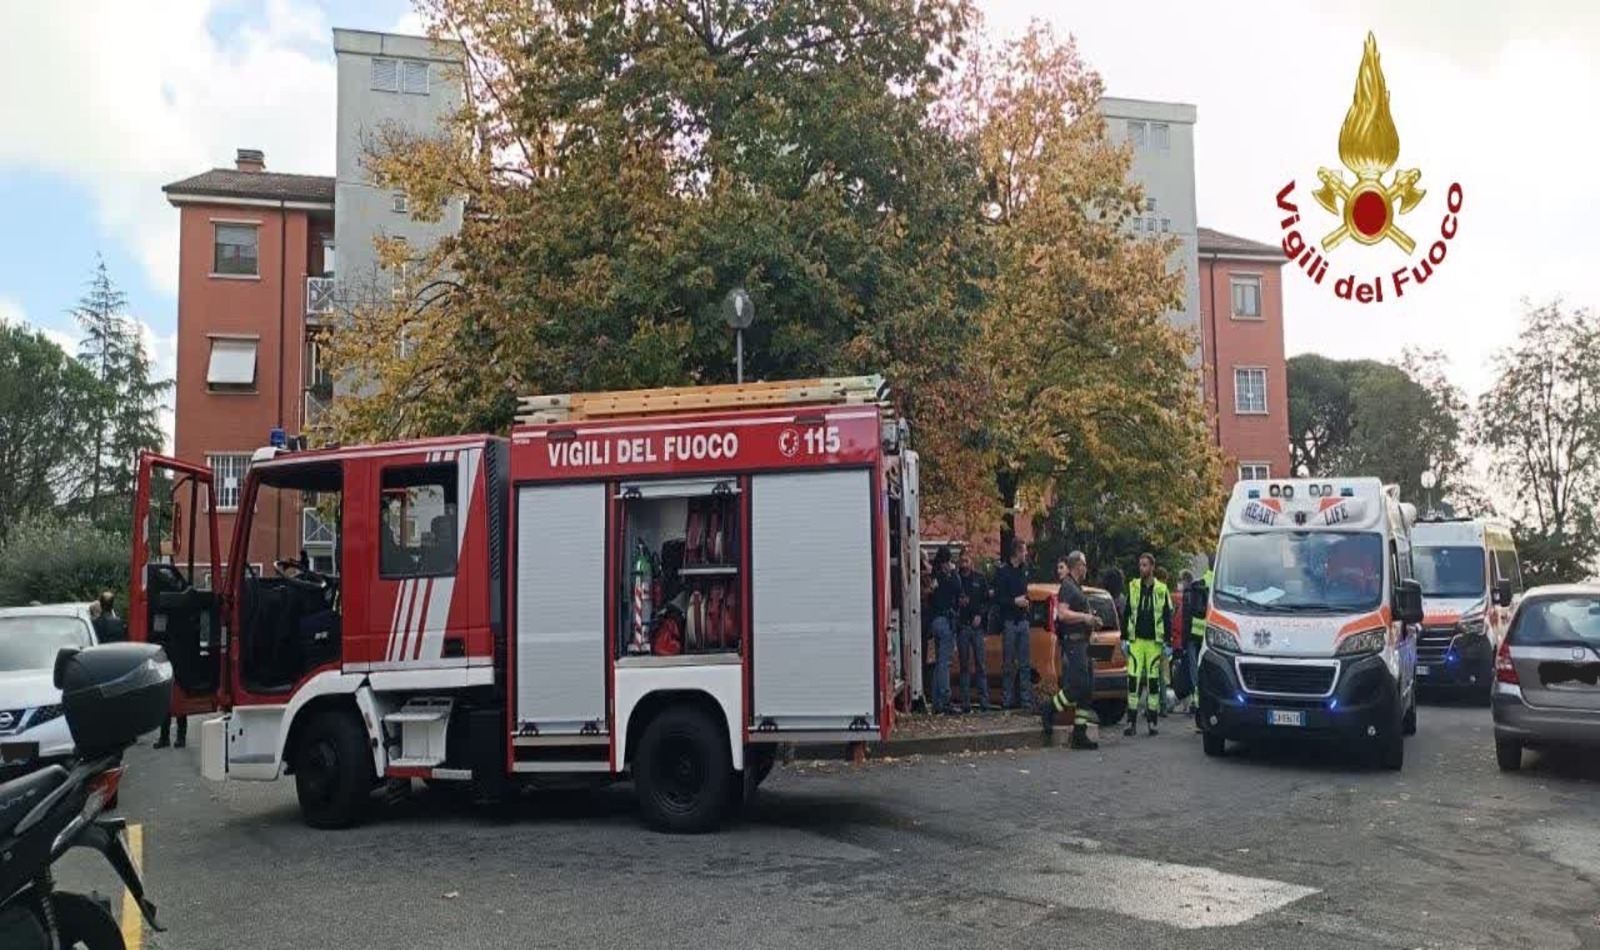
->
xmin=635 ymin=705 xmax=733 ymax=834
xmin=1202 ymin=732 xmax=1226 ymax=757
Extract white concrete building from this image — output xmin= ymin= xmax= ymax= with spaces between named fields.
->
xmin=1099 ymin=97 xmax=1201 ymax=344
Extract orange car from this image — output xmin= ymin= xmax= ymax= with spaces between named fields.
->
xmin=953 ymin=582 xmax=1128 ymax=721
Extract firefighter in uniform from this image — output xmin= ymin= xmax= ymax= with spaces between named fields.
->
xmin=1041 ymin=551 xmax=1103 ymax=748
xmin=1122 ymin=553 xmax=1172 ymax=737
xmin=1189 ymin=567 xmax=1213 ymax=729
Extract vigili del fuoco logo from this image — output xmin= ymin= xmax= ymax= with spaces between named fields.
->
xmin=1276 ymin=33 xmax=1463 ymax=304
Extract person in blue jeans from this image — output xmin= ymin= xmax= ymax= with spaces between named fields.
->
xmin=994 ymin=539 xmax=1033 ymax=709
xmin=956 ymin=552 xmax=991 ymax=711
xmin=928 ymin=547 xmax=963 ymax=713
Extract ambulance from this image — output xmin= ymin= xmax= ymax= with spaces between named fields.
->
xmin=1191 ymin=478 xmax=1424 ymax=770
xmin=1409 ymin=517 xmax=1521 ymax=701
xmin=127 ymin=376 xmax=920 ymax=833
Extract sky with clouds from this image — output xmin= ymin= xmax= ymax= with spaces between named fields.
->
xmin=0 ymin=0 xmax=1593 ymax=458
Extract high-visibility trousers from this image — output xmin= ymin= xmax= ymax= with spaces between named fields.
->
xmin=1126 ymin=638 xmax=1163 ymax=713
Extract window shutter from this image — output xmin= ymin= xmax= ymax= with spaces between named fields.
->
xmin=401 ymin=60 xmax=429 ymax=95
xmin=371 ymin=58 xmax=399 ymax=92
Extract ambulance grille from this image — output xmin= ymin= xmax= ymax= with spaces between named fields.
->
xmin=1238 ymin=662 xmax=1336 ymax=696
xmin=1416 ymin=626 xmax=1457 ymax=664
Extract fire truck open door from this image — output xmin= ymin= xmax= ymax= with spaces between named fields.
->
xmin=130 ymin=452 xmax=225 ymax=714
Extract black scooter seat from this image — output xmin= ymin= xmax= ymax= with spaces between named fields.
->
xmin=0 ymin=765 xmax=69 ymax=837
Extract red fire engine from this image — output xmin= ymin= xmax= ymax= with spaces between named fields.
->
xmin=129 ymin=376 xmax=923 ymax=832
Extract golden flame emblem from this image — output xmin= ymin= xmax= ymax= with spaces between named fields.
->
xmin=1311 ymin=33 xmax=1425 ymax=253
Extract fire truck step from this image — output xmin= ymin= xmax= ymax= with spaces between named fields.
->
xmin=388 ymin=756 xmax=447 ymax=769
xmin=383 ymin=697 xmax=454 ymax=723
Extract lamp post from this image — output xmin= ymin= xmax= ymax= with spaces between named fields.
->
xmin=722 ymin=288 xmax=754 ymax=383
xmin=1420 ymin=469 xmax=1437 ymax=516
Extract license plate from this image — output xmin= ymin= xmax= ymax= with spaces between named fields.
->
xmin=1416 ymin=664 xmax=1431 ymax=677
xmin=1 ymin=742 xmax=38 ymax=763
xmin=1269 ymin=710 xmax=1305 ymax=727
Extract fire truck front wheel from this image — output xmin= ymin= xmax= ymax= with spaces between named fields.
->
xmin=634 ymin=706 xmax=733 ymax=834
xmin=294 ymin=709 xmax=376 ymax=829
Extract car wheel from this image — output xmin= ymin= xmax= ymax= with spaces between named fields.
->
xmin=1402 ymin=693 xmax=1418 ymax=736
xmin=1202 ymin=732 xmax=1226 ymax=757
xmin=1377 ymin=726 xmax=1405 ymax=771
xmin=1495 ymin=737 xmax=1523 ymax=772
xmin=635 ymin=705 xmax=732 ymax=834
xmin=1095 ymin=700 xmax=1127 ymax=728
xmin=294 ymin=709 xmax=375 ymax=830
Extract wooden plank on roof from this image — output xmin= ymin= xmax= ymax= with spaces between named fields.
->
xmin=515 ymin=375 xmax=887 ymax=425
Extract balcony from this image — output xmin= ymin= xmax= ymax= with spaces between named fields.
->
xmin=306 ymin=276 xmax=337 ymax=323
xmin=303 ymin=505 xmax=337 ymax=548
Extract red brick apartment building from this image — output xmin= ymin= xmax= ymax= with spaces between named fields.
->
xmin=162 ymin=150 xmax=336 ymax=581
xmin=1198 ymin=227 xmax=1291 ymax=487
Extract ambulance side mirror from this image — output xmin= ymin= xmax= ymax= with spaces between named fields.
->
xmin=1395 ymin=579 xmax=1424 ymax=626
xmin=1494 ymin=579 xmax=1514 ymax=608
xmin=1184 ymin=582 xmax=1209 ymax=620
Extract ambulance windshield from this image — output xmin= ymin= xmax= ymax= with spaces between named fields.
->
xmin=1413 ymin=546 xmax=1485 ymax=599
xmin=1213 ymin=531 xmax=1384 ymax=613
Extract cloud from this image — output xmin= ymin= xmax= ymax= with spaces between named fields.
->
xmin=0 ymin=0 xmax=338 ymax=298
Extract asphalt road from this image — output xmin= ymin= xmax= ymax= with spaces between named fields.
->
xmin=55 ymin=697 xmax=1600 ymax=950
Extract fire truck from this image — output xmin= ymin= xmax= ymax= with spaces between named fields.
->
xmin=129 ymin=376 xmax=923 ymax=833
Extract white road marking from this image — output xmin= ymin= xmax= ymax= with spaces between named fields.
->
xmin=994 ymin=847 xmax=1318 ymax=929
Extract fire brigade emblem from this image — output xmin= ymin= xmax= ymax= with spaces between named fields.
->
xmin=778 ymin=428 xmax=800 ymax=459
xmin=1252 ymin=628 xmax=1273 ymax=650
xmin=1312 ymin=32 xmax=1425 ymax=254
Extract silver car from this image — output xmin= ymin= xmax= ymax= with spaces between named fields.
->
xmin=1492 ymin=584 xmax=1600 ymax=770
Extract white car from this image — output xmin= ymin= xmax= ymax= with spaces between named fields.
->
xmin=0 ymin=603 xmax=98 ymax=776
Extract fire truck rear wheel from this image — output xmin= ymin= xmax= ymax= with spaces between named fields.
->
xmin=635 ymin=706 xmax=732 ymax=834
xmin=294 ymin=709 xmax=375 ymax=829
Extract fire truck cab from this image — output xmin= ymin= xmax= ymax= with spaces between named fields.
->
xmin=129 ymin=376 xmax=919 ymax=833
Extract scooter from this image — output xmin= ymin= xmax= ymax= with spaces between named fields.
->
xmin=0 ymin=643 xmax=170 ymax=948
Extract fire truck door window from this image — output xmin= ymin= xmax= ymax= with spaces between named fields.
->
xmin=237 ymin=463 xmax=343 ymax=694
xmin=379 ymin=465 xmax=458 ymax=578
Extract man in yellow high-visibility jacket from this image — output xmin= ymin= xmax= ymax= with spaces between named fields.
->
xmin=1123 ymin=553 xmax=1172 ymax=737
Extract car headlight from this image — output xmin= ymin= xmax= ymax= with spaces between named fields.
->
xmin=1335 ymin=628 xmax=1387 ymax=656
xmin=28 ymin=704 xmax=64 ymax=728
xmin=1206 ymin=626 xmax=1241 ymax=653
xmin=1458 ymin=615 xmax=1486 ymax=638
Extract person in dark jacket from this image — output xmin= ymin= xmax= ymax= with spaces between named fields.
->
xmin=994 ymin=539 xmax=1033 ymax=709
xmin=956 ymin=552 xmax=991 ymax=712
xmin=927 ymin=547 xmax=963 ymax=713
xmin=91 ymin=591 xmax=127 ymax=644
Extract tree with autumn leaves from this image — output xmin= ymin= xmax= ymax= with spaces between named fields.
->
xmin=322 ymin=0 xmax=1223 ymax=555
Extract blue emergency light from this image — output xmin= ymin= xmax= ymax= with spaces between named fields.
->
xmin=1340 ymin=487 xmax=1355 ymax=497
xmin=269 ymin=428 xmax=287 ymax=449
xmin=1247 ymin=489 xmax=1260 ymax=499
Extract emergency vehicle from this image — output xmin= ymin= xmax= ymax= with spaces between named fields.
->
xmin=1410 ymin=517 xmax=1521 ymax=701
xmin=1191 ymin=478 xmax=1424 ymax=770
xmin=127 ymin=376 xmax=922 ymax=833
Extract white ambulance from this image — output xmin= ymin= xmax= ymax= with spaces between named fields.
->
xmin=1192 ymin=478 xmax=1424 ymax=770
xmin=1409 ymin=517 xmax=1521 ymax=701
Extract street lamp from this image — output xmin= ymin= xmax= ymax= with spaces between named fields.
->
xmin=1420 ymin=470 xmax=1437 ymax=515
xmin=722 ymin=288 xmax=754 ymax=384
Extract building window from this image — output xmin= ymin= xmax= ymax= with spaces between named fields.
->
xmin=1151 ymin=122 xmax=1170 ymax=150
xmin=1234 ymin=368 xmax=1268 ymax=415
xmin=206 ymin=338 xmax=258 ymax=393
xmin=392 ymin=192 xmax=409 ymax=214
xmin=371 ymin=57 xmax=399 ymax=92
xmin=207 ymin=454 xmax=252 ymax=512
xmin=391 ymin=261 xmax=412 ymax=302
xmin=1160 ymin=218 xmax=1171 ymax=232
xmin=401 ymin=60 xmax=430 ymax=95
xmin=1231 ymin=275 xmax=1263 ymax=319
xmin=1239 ymin=462 xmax=1271 ymax=482
xmin=1146 ymin=198 xmax=1157 ymax=213
xmin=213 ymin=224 xmax=259 ymax=277
xmin=379 ymin=465 xmax=457 ymax=578
xmin=1127 ymin=120 xmax=1146 ymax=148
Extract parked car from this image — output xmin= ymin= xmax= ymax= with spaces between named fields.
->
xmin=0 ymin=604 xmax=97 ymax=780
xmin=1492 ymin=584 xmax=1600 ymax=771
xmin=954 ymin=582 xmax=1127 ymax=720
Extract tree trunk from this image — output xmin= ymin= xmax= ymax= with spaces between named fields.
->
xmin=997 ymin=469 xmax=1018 ymax=557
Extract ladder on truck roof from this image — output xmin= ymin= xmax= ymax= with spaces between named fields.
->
xmin=515 ymin=375 xmax=890 ymax=426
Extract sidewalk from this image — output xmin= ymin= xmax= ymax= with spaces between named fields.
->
xmin=788 ymin=709 xmax=1048 ymax=762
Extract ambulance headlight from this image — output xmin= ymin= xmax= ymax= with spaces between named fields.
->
xmin=1206 ymin=627 xmax=1241 ymax=654
xmin=1335 ymin=628 xmax=1387 ymax=656
xmin=1457 ymin=615 xmax=1486 ymax=639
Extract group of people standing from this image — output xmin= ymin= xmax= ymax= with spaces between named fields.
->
xmin=922 ymin=541 xmax=1212 ymax=751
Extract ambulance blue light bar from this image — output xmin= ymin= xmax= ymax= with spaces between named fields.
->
xmin=1340 ymin=487 xmax=1355 ymax=497
xmin=1247 ymin=489 xmax=1260 ymax=499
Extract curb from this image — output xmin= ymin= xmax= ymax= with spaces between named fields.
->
xmin=787 ymin=726 xmax=1049 ymax=762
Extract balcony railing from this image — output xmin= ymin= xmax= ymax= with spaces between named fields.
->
xmin=306 ymin=276 xmax=337 ymax=317
xmin=303 ymin=506 xmax=337 ymax=547
xmin=303 ymin=386 xmax=332 ymax=429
